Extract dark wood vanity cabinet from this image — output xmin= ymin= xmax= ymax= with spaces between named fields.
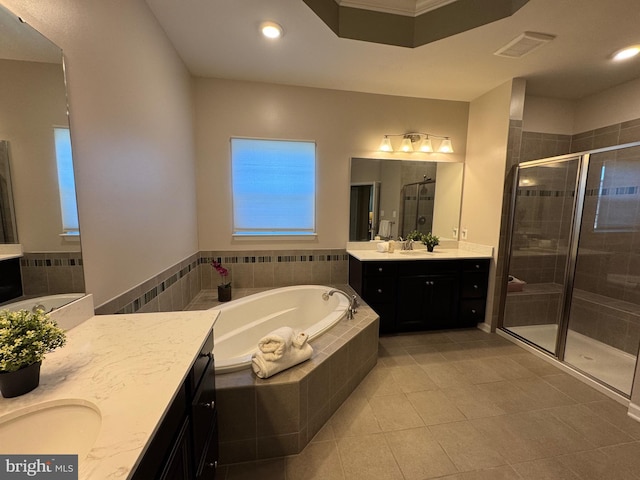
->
xmin=349 ymin=256 xmax=489 ymax=334
xmin=132 ymin=330 xmax=218 ymax=480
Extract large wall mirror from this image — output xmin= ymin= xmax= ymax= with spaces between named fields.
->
xmin=350 ymin=157 xmax=463 ymax=242
xmin=0 ymin=3 xmax=85 ymax=304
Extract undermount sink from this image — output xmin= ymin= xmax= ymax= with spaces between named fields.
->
xmin=0 ymin=399 xmax=101 ymax=459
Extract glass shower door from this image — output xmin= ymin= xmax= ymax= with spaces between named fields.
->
xmin=503 ymin=157 xmax=580 ymax=354
xmin=564 ymin=146 xmax=640 ymax=395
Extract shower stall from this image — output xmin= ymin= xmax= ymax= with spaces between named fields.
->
xmin=399 ymin=177 xmax=436 ymax=238
xmin=502 ymin=142 xmax=640 ymax=396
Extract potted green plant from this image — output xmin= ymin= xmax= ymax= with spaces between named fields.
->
xmin=422 ymin=232 xmax=440 ymax=252
xmin=0 ymin=308 xmax=66 ymax=398
xmin=212 ymin=260 xmax=232 ymax=302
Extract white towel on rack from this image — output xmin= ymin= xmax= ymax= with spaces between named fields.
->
xmin=378 ymin=220 xmax=392 ymax=238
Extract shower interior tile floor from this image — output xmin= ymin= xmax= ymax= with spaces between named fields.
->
xmin=212 ymin=327 xmax=640 ymax=480
xmin=507 ymin=324 xmax=637 ymax=395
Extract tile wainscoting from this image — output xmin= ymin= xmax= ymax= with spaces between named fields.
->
xmin=95 ymin=249 xmax=350 ymax=315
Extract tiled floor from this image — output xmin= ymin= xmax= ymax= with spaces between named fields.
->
xmin=215 ymin=328 xmax=640 ymax=480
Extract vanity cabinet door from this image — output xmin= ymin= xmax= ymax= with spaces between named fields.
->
xmin=159 ymin=418 xmax=192 ymax=480
xmin=396 ymin=274 xmax=458 ymax=331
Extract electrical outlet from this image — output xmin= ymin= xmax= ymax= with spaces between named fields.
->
xmin=461 ymin=228 xmax=468 ymax=240
xmin=452 ymin=227 xmax=458 ymax=239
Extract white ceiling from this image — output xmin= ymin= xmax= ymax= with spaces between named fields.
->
xmin=146 ymin=0 xmax=640 ymax=102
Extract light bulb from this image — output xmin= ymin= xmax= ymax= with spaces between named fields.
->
xmin=400 ymin=137 xmax=413 ymax=152
xmin=438 ymin=138 xmax=454 ymax=153
xmin=261 ymin=21 xmax=283 ymax=39
xmin=379 ymin=136 xmax=393 ymax=152
xmin=419 ymin=137 xmax=433 ymax=152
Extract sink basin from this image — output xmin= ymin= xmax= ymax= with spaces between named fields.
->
xmin=0 ymin=399 xmax=101 ymax=459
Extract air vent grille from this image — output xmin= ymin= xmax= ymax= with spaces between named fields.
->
xmin=494 ymin=31 xmax=556 ymax=58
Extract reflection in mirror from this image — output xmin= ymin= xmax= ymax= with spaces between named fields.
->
xmin=0 ymin=4 xmax=85 ymax=307
xmin=349 ymin=182 xmax=380 ymax=241
xmin=0 ymin=141 xmax=18 ymax=243
xmin=350 ymin=158 xmax=463 ymax=242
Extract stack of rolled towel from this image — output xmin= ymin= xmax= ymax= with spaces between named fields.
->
xmin=251 ymin=326 xmax=313 ymax=379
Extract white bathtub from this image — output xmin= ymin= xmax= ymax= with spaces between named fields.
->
xmin=1 ymin=293 xmax=85 ymax=313
xmin=212 ymin=285 xmax=350 ymax=374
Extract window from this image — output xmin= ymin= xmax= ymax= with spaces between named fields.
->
xmin=231 ymin=138 xmax=316 ymax=236
xmin=54 ymin=127 xmax=79 ymax=235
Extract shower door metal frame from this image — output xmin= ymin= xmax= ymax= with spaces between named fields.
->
xmin=500 ymin=141 xmax=640 ymax=395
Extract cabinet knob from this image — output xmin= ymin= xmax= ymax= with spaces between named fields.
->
xmin=199 ymin=401 xmax=216 ymax=410
xmin=206 ymin=461 xmax=218 ymax=469
xmin=377 ymin=288 xmax=383 ymax=293
xmin=473 ymin=284 xmax=479 ymax=289
xmin=378 ymin=267 xmax=383 ymax=272
xmin=475 ymin=264 xmax=480 ymax=269
xmin=471 ymin=309 xmax=477 ymax=314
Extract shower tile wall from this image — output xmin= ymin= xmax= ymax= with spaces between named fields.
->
xmin=495 ymin=118 xmax=640 ymax=330
xmin=95 ymin=249 xmax=349 ymax=315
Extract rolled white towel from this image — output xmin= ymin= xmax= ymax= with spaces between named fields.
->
xmin=257 ymin=326 xmax=294 ymax=361
xmin=292 ymin=331 xmax=308 ymax=348
xmin=251 ymin=342 xmax=314 ymax=379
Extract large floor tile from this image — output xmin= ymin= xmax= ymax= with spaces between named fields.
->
xmin=440 ymin=384 xmax=506 ymax=419
xmin=511 ymin=457 xmax=582 ymax=480
xmin=428 ymin=421 xmax=507 ymax=472
xmin=406 ymin=389 xmax=467 ymax=425
xmin=385 ymin=427 xmax=457 ymax=479
xmin=285 ymin=440 xmax=345 ymax=480
xmin=368 ymin=393 xmax=424 ymax=431
xmin=329 ymin=394 xmax=381 ymax=438
xmin=336 ymin=433 xmax=404 ymax=480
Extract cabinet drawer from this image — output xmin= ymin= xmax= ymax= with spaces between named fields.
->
xmin=460 ymin=272 xmax=487 ymax=298
xmin=461 ymin=259 xmax=489 ymax=273
xmin=459 ymin=299 xmax=486 ymax=326
xmin=191 ymin=330 xmax=214 ymax=394
xmin=363 ymin=277 xmax=395 ymax=302
xmin=363 ymin=262 xmax=397 ymax=277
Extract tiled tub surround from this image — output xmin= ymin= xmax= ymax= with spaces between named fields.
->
xmin=0 ymin=310 xmax=217 ymax=479
xmin=94 ymin=249 xmax=349 ymax=315
xmin=19 ymin=251 xmax=85 ymax=297
xmin=212 ymin=293 xmax=379 ymax=464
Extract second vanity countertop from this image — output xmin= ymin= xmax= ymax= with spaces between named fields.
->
xmin=0 ymin=310 xmax=219 ymax=480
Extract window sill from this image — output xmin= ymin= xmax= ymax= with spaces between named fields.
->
xmin=232 ymin=233 xmax=317 ymax=241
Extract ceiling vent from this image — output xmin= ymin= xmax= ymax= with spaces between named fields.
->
xmin=494 ymin=31 xmax=556 ymax=58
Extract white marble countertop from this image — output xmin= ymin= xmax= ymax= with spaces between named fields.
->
xmin=0 ymin=310 xmax=218 ymax=480
xmin=347 ymin=247 xmax=493 ymax=261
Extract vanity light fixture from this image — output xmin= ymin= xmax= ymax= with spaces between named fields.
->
xmin=261 ymin=21 xmax=284 ymax=39
xmin=378 ymin=133 xmax=454 ymax=153
xmin=612 ymin=45 xmax=640 ymax=61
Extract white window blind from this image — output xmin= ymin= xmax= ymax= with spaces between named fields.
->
xmin=54 ymin=127 xmax=79 ymax=234
xmin=231 ymin=138 xmax=316 ymax=236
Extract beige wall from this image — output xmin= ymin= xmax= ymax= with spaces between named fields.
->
xmin=194 ymin=77 xmax=469 ymax=250
xmin=3 ymin=0 xmax=199 ymax=307
xmin=523 ymin=95 xmax=576 ymax=134
xmin=524 ymin=77 xmax=640 ymax=135
xmin=459 ymin=80 xmax=513 ymax=326
xmin=0 ymin=59 xmax=75 ymax=252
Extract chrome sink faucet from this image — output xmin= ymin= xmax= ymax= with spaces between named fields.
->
xmin=322 ymin=289 xmax=359 ymax=319
xmin=398 ymin=236 xmax=413 ymax=250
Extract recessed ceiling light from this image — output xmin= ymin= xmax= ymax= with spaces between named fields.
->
xmin=260 ymin=21 xmax=284 ymax=39
xmin=612 ymin=45 xmax=640 ymax=61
